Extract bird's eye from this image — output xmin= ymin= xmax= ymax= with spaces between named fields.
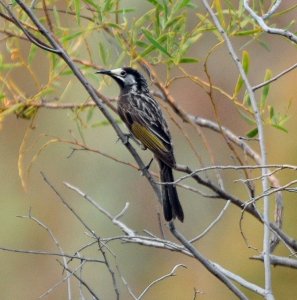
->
xmin=120 ymin=70 xmax=127 ymax=77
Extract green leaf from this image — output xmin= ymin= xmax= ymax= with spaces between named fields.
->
xmin=86 ymin=107 xmax=95 ymax=122
xmin=0 ymin=62 xmax=21 ymax=71
xmin=235 ymin=29 xmax=261 ymax=36
xmin=233 ymin=51 xmax=250 ymax=97
xmin=134 ymin=10 xmax=153 ymax=28
xmin=103 ymin=0 xmax=114 ymax=13
xmin=0 ymin=103 xmax=23 ymax=118
xmin=28 ymin=44 xmax=37 ymax=65
xmin=111 ymin=8 xmax=135 ymax=14
xmin=162 ymin=0 xmax=168 ymax=20
xmin=104 ymin=22 xmax=122 ymax=29
xmin=269 ymin=106 xmax=274 ymax=119
xmin=99 ymin=42 xmax=108 ymax=65
xmin=178 ymin=57 xmax=199 ymax=63
xmin=179 ymin=33 xmax=202 ymax=57
xmin=141 ymin=29 xmax=171 ymax=57
xmin=82 ymin=0 xmax=99 ymax=9
xmin=243 ymin=92 xmax=251 ymax=107
xmin=61 ymin=31 xmax=83 ymax=43
xmin=214 ymin=0 xmax=225 ymax=28
xmin=260 ymin=69 xmax=272 ymax=109
xmin=135 ymin=41 xmax=148 ymax=48
xmin=114 ymin=51 xmax=126 ymax=67
xmin=172 ymin=0 xmax=193 ymax=14
xmin=272 ymin=124 xmax=288 ymax=133
xmin=147 ymin=0 xmax=160 ymax=6
xmin=246 ymin=127 xmax=258 ymax=138
xmin=164 ymin=16 xmax=184 ymax=30
xmin=52 ymin=6 xmax=61 ymax=27
xmin=242 ymin=50 xmax=249 ymax=74
xmin=238 ymin=109 xmax=256 ymax=125
xmin=74 ymin=0 xmax=81 ymax=24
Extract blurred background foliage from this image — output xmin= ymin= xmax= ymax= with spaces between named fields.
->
xmin=0 ymin=0 xmax=297 ymax=299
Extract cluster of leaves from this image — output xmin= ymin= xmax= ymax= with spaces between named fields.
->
xmin=0 ymin=0 xmax=293 ymax=136
xmin=233 ymin=51 xmax=289 ymax=137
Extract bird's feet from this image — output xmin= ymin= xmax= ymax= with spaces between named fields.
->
xmin=139 ymin=158 xmax=154 ymax=175
xmin=118 ymin=133 xmax=133 ymax=145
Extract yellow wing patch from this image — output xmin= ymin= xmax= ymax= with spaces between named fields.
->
xmin=131 ymin=122 xmax=167 ymax=153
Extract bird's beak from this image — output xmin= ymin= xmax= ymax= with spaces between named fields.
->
xmin=95 ymin=69 xmax=112 ymax=75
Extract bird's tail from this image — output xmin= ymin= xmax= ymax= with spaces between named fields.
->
xmin=159 ymin=160 xmax=184 ymax=222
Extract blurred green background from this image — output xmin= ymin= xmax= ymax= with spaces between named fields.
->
xmin=0 ymin=1 xmax=297 ymax=299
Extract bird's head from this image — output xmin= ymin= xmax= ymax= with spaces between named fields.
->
xmin=96 ymin=67 xmax=149 ymax=93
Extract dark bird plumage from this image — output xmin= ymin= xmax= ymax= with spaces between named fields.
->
xmin=96 ymin=67 xmax=184 ymax=222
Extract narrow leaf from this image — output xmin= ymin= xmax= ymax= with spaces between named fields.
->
xmin=269 ymin=106 xmax=274 ymax=119
xmin=74 ymin=0 xmax=80 ymax=24
xmin=179 ymin=57 xmax=199 ymax=64
xmin=233 ymin=51 xmax=250 ymax=97
xmin=246 ymin=127 xmax=258 ymax=138
xmin=214 ymin=0 xmax=225 ymax=28
xmin=99 ymin=42 xmax=108 ymax=65
xmin=260 ymin=69 xmax=272 ymax=108
xmin=142 ymin=29 xmax=171 ymax=57
xmin=61 ymin=31 xmax=82 ymax=42
xmin=272 ymin=124 xmax=288 ymax=133
xmin=28 ymin=44 xmax=37 ymax=65
xmin=238 ymin=109 xmax=256 ymax=125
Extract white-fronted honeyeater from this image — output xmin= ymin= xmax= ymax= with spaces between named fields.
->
xmin=96 ymin=67 xmax=184 ymax=222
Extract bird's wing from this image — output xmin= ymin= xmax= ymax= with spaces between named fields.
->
xmin=129 ymin=92 xmax=172 ymax=148
xmin=119 ymin=92 xmax=175 ymax=166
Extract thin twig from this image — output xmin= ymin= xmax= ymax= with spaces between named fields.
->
xmin=137 ymin=264 xmax=187 ymax=299
xmin=201 ymin=1 xmax=273 ymax=298
xmin=252 ymin=62 xmax=297 ymax=91
xmin=251 ymin=254 xmax=297 ymax=269
xmin=169 ymin=222 xmax=249 ymax=300
xmin=243 ymin=0 xmax=297 ymax=43
xmin=56 ymin=260 xmax=100 ymax=300
xmin=0 ymin=246 xmax=103 ymax=262
xmin=19 ymin=210 xmax=72 ymax=300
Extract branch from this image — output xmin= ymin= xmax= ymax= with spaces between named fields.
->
xmin=262 ymin=0 xmax=282 ymax=20
xmin=56 ymin=260 xmax=100 ymax=300
xmin=243 ymin=0 xmax=297 ymax=43
xmin=66 ymin=181 xmax=266 ymax=298
xmin=252 ymin=62 xmax=297 ymax=91
xmin=19 ymin=210 xmax=72 ymax=300
xmin=0 ymin=246 xmax=103 ymax=262
xmin=137 ymin=264 xmax=186 ymax=299
xmin=251 ymin=254 xmax=297 ymax=269
xmin=169 ymin=222 xmax=249 ymax=300
xmin=201 ymin=1 xmax=274 ymax=298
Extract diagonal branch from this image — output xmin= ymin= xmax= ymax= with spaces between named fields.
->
xmin=201 ymin=1 xmax=275 ymax=298
xmin=243 ymin=0 xmax=297 ymax=43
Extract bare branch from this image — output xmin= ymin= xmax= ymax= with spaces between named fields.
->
xmin=19 ymin=211 xmax=72 ymax=300
xmin=0 ymin=246 xmax=103 ymax=263
xmin=56 ymin=260 xmax=100 ymax=300
xmin=252 ymin=62 xmax=297 ymax=91
xmin=38 ymin=261 xmax=85 ymax=299
xmin=201 ymin=1 xmax=274 ymax=297
xmin=190 ymin=200 xmax=231 ymax=243
xmin=137 ymin=264 xmax=187 ymax=300
xmin=169 ymin=222 xmax=249 ymax=300
xmin=251 ymin=254 xmax=297 ymax=269
xmin=262 ymin=0 xmax=282 ymax=20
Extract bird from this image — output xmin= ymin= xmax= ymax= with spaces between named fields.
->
xmin=96 ymin=67 xmax=184 ymax=222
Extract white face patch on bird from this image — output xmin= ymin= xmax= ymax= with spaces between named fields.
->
xmin=96 ymin=67 xmax=149 ymax=92
xmin=96 ymin=68 xmax=137 ymax=88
